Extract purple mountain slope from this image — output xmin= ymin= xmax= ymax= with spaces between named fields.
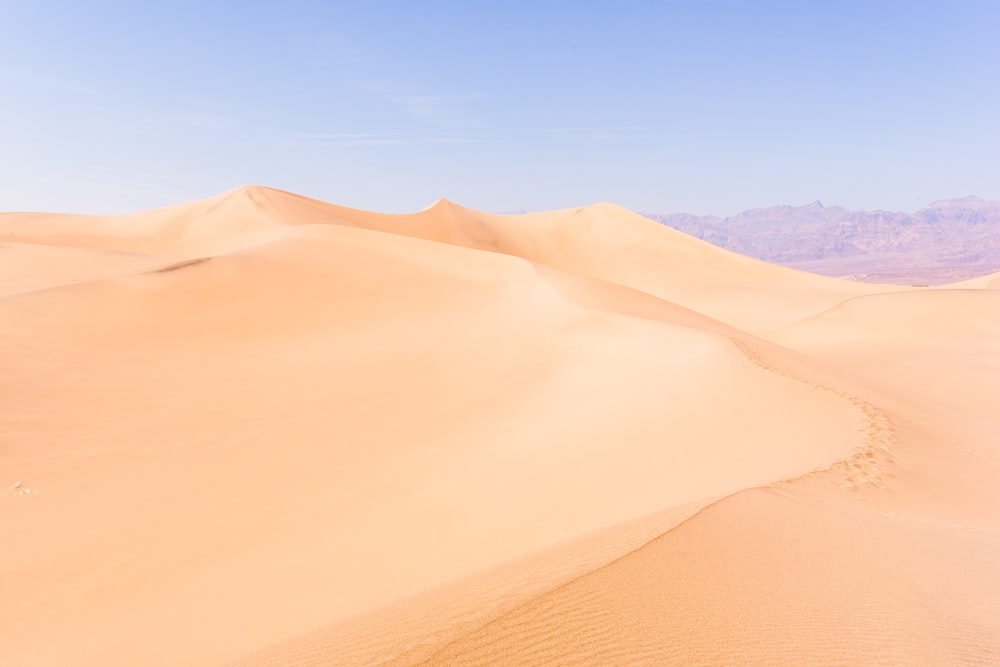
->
xmin=644 ymin=197 xmax=1000 ymax=284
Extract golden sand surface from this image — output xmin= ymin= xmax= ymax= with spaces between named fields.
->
xmin=2 ymin=187 xmax=998 ymax=665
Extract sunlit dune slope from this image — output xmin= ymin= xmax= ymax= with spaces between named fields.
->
xmin=2 ymin=187 xmax=998 ymax=666
xmin=240 ymin=274 xmax=1000 ymax=667
xmin=258 ymin=186 xmax=900 ymax=333
xmin=1 ymin=185 xmax=897 ymax=331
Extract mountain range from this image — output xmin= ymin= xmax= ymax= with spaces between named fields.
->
xmin=644 ymin=196 xmax=1000 ymax=284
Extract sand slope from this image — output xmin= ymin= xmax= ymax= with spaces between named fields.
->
xmin=2 ymin=187 xmax=998 ymax=665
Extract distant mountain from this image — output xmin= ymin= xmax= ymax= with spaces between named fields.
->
xmin=643 ymin=197 xmax=1000 ymax=284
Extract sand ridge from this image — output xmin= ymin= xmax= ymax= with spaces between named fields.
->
xmin=2 ymin=187 xmax=998 ymax=665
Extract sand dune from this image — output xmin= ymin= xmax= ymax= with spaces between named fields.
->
xmin=944 ymin=269 xmax=1000 ymax=289
xmin=2 ymin=187 xmax=998 ymax=665
xmin=224 ymin=187 xmax=897 ymax=333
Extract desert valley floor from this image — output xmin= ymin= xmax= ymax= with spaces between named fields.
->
xmin=2 ymin=186 xmax=999 ymax=665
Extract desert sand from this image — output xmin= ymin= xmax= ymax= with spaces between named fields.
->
xmin=2 ymin=186 xmax=998 ymax=665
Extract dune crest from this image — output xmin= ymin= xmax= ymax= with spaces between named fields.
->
xmin=2 ymin=188 xmax=998 ymax=665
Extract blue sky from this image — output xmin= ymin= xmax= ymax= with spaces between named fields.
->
xmin=1 ymin=1 xmax=998 ymax=216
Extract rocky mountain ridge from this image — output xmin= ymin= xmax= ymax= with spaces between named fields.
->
xmin=644 ymin=197 xmax=1000 ymax=284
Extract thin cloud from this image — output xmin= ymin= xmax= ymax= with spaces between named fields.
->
xmin=547 ymin=127 xmax=675 ymax=142
xmin=387 ymin=93 xmax=486 ymax=118
xmin=287 ymin=132 xmax=485 ymax=147
xmin=171 ymin=112 xmax=234 ymax=130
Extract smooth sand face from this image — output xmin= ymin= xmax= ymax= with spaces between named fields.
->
xmin=2 ymin=186 xmax=998 ymax=665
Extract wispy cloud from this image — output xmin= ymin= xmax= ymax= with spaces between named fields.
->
xmin=102 ymin=107 xmax=238 ymax=130
xmin=287 ymin=132 xmax=485 ymax=147
xmin=387 ymin=93 xmax=487 ymax=119
xmin=546 ymin=127 xmax=675 ymax=142
xmin=347 ymin=80 xmax=488 ymax=124
xmin=170 ymin=112 xmax=235 ymax=130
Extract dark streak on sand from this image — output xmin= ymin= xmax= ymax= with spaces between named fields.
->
xmin=153 ymin=257 xmax=212 ymax=273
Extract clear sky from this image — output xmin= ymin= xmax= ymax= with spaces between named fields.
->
xmin=1 ymin=1 xmax=998 ymax=216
